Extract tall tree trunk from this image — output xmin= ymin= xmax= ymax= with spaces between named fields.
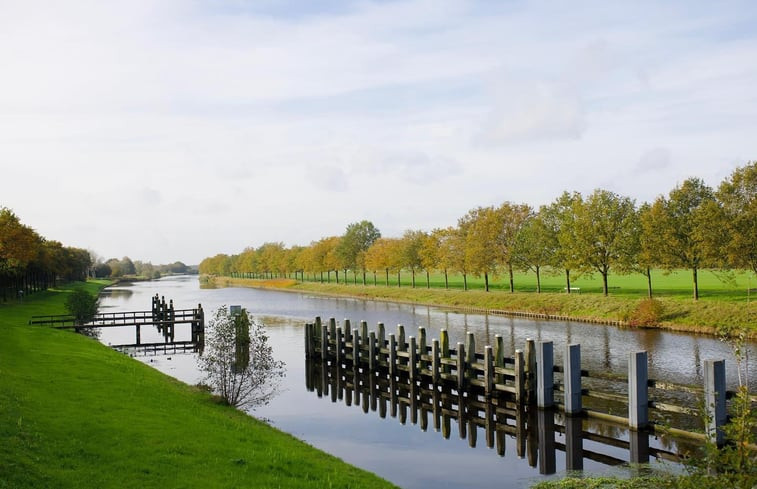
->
xmin=412 ymin=269 xmax=416 ymax=288
xmin=363 ymin=270 xmax=366 ymax=286
xmin=536 ymin=265 xmax=541 ymax=293
xmin=508 ymin=263 xmax=514 ymax=293
xmin=426 ymin=270 xmax=430 ymax=289
xmin=373 ymin=271 xmax=377 ymax=286
xmin=646 ymin=268 xmax=652 ymax=298
xmin=327 ymin=270 xmax=330 ymax=283
xmin=397 ymin=271 xmax=401 ymax=288
xmin=444 ymin=269 xmax=448 ymax=290
xmin=602 ymin=271 xmax=609 ymax=296
xmin=385 ymin=268 xmax=389 ymax=286
xmin=692 ymin=267 xmax=699 ymax=300
xmin=565 ymin=269 xmax=571 ymax=294
xmin=484 ymin=272 xmax=489 ymax=292
xmin=463 ymin=273 xmax=468 ymax=291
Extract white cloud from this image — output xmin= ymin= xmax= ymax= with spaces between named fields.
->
xmin=1 ymin=1 xmax=756 ymax=263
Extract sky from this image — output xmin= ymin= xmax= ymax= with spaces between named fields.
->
xmin=1 ymin=0 xmax=756 ymax=265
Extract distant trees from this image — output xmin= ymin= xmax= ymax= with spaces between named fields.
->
xmin=1 ymin=207 xmax=92 ymax=301
xmin=337 ymin=221 xmax=381 ymax=285
xmin=198 ymin=162 xmax=757 ymax=298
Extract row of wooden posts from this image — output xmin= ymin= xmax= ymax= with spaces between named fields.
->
xmin=306 ymin=358 xmax=686 ymax=472
xmin=149 ymin=294 xmax=205 ymax=346
xmin=304 ymin=317 xmax=730 ymax=445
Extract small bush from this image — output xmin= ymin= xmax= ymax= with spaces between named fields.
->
xmin=64 ymin=289 xmax=99 ymax=325
xmin=627 ymin=298 xmax=664 ymax=327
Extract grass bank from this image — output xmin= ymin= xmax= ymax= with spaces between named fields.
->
xmin=210 ymin=277 xmax=757 ymax=336
xmin=0 ymin=281 xmax=397 ymax=489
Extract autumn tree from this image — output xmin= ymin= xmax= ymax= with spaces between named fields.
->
xmin=571 ymin=189 xmax=638 ymax=296
xmin=645 ymin=178 xmax=716 ymax=300
xmin=423 ymin=228 xmax=457 ymax=289
xmin=419 ymin=231 xmax=441 ymax=288
xmin=0 ymin=207 xmax=41 ymax=274
xmin=459 ymin=206 xmax=498 ymax=291
xmin=443 ymin=226 xmax=470 ymax=291
xmin=493 ymin=202 xmax=532 ymax=293
xmin=545 ymin=192 xmax=582 ymax=293
xmin=715 ymin=162 xmax=757 ymax=274
xmin=336 ymin=220 xmax=380 ymax=284
xmin=514 ymin=209 xmax=557 ymax=293
xmin=400 ymin=229 xmax=426 ymax=288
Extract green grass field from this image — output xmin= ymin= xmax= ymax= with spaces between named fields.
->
xmin=0 ymin=281 xmax=397 ymax=489
xmin=300 ymin=268 xmax=756 ymax=302
xmin=224 ymin=267 xmax=757 ymax=334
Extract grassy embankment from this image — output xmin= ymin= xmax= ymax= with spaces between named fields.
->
xmin=212 ymin=269 xmax=757 ymax=335
xmin=0 ymin=281 xmax=397 ymax=489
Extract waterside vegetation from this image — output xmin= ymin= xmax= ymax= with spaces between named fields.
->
xmin=207 ymin=275 xmax=757 ymax=335
xmin=0 ymin=280 xmax=397 ymax=489
xmin=200 ymin=163 xmax=756 ymax=305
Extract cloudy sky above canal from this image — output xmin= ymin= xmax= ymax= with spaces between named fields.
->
xmin=1 ymin=1 xmax=756 ymax=264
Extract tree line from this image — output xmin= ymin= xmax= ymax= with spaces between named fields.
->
xmin=91 ymin=256 xmax=191 ymax=279
xmin=199 ymin=162 xmax=756 ymax=300
xmin=0 ymin=207 xmax=92 ymax=302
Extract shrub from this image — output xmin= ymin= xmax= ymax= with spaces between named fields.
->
xmin=627 ymin=298 xmax=664 ymax=327
xmin=199 ymin=306 xmax=285 ymax=409
xmin=64 ymin=288 xmax=99 ymax=325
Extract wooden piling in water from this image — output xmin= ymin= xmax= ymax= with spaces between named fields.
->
xmin=564 ymin=344 xmax=582 ymax=415
xmin=537 ymin=341 xmax=554 ymax=408
xmin=705 ymin=359 xmax=726 ymax=446
xmin=629 ymin=351 xmax=648 ymax=430
xmin=303 ymin=316 xmax=734 ymax=444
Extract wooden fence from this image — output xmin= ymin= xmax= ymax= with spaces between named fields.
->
xmin=305 ymin=317 xmax=743 ymax=446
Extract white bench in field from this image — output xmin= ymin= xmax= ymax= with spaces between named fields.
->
xmin=563 ymin=287 xmax=581 ymax=293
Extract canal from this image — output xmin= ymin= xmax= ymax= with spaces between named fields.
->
xmin=97 ymin=275 xmax=754 ymax=489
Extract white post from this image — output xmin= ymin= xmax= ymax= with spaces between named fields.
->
xmin=564 ymin=344 xmax=582 ymax=415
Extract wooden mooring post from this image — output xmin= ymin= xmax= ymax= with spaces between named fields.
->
xmin=305 ymin=316 xmax=734 ymax=442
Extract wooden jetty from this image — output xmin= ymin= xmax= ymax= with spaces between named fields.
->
xmin=305 ymin=317 xmax=743 ymax=446
xmin=29 ymin=295 xmax=205 ymax=352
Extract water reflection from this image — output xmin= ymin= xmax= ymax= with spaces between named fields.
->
xmin=305 ymin=358 xmax=698 ymax=477
xmin=95 ymin=277 xmax=753 ymax=489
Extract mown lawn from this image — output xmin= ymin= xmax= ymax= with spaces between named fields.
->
xmin=299 ymin=268 xmax=756 ymax=302
xmin=0 ymin=281 xmax=397 ymax=489
xmin=220 ymin=272 xmax=757 ymax=334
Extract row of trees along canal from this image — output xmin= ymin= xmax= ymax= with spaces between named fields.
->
xmin=0 ymin=207 xmax=91 ymax=302
xmin=199 ymin=162 xmax=756 ymax=300
xmin=0 ymin=206 xmax=193 ymax=302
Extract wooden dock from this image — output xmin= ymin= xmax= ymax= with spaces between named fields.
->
xmin=30 ymin=295 xmax=205 ymax=350
xmin=305 ymin=317 xmax=740 ymax=446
